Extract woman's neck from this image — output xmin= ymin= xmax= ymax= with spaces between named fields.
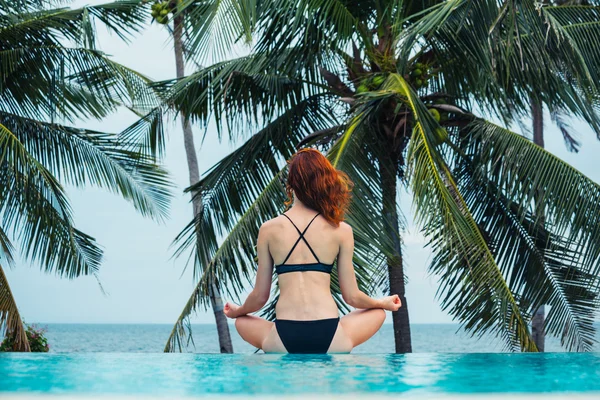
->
xmin=290 ymin=197 xmax=315 ymax=213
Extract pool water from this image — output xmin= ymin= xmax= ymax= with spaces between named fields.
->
xmin=1 ymin=353 xmax=599 ymax=396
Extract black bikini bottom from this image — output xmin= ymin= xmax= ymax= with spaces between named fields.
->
xmin=275 ymin=317 xmax=340 ymax=354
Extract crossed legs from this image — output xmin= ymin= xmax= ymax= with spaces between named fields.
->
xmin=234 ymin=309 xmax=386 ymax=353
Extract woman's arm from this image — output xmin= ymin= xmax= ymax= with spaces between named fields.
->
xmin=224 ymin=223 xmax=274 ymax=318
xmin=337 ymin=223 xmax=402 ymax=311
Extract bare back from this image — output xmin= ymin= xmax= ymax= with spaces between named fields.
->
xmin=227 ymin=149 xmax=394 ymax=353
xmin=266 ymin=209 xmax=342 ymax=321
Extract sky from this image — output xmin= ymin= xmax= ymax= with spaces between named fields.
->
xmin=5 ymin=1 xmax=600 ymax=326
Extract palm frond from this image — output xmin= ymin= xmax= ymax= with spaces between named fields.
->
xmin=0 ymin=226 xmax=15 ymax=266
xmin=1 ymin=121 xmax=104 ymax=278
xmin=0 ymin=1 xmax=148 ymax=49
xmin=1 ymin=1 xmax=157 ymax=122
xmin=164 ymin=278 xmax=202 ymax=352
xmin=451 ymin=137 xmax=597 ymax=351
xmin=400 ymin=1 xmax=600 ymax=134
xmin=174 ymin=0 xmax=256 ymax=64
xmin=550 ymin=108 xmax=580 ymax=152
xmin=460 ymin=119 xmax=600 ymax=279
xmin=328 ymin=100 xmax=402 ymax=293
xmin=118 ymin=106 xmax=166 ymax=161
xmin=373 ymin=73 xmax=536 ymax=351
xmin=156 ymin=49 xmax=326 ymax=140
xmin=172 ymin=94 xmax=337 ymax=278
xmin=0 ymin=111 xmax=172 ymax=221
xmin=541 ymin=4 xmax=600 ymax=90
xmin=1 ymin=46 xmax=158 ymax=122
xmin=0 ymin=263 xmax=29 ymax=351
xmin=255 ymin=0 xmax=359 ymax=56
xmin=165 ymin=167 xmax=287 ymax=352
xmin=0 ymin=0 xmax=69 ymax=14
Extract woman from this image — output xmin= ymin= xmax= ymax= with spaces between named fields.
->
xmin=223 ymin=149 xmax=402 ymax=353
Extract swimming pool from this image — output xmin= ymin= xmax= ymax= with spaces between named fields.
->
xmin=1 ymin=353 xmax=599 ymax=397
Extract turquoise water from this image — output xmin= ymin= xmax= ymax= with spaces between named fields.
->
xmin=38 ymin=323 xmax=600 ymax=353
xmin=1 ymin=353 xmax=600 ymax=395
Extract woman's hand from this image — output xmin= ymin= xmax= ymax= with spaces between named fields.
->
xmin=379 ymin=295 xmax=402 ymax=311
xmin=224 ymin=302 xmax=242 ymax=319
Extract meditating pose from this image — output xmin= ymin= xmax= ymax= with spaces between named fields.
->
xmin=223 ymin=148 xmax=402 ymax=353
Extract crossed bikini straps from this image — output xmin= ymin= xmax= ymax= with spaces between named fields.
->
xmin=275 ymin=212 xmax=334 ymax=275
xmin=280 ymin=212 xmax=321 ymax=265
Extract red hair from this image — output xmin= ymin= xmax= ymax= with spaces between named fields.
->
xmin=285 ymin=149 xmax=353 ymax=226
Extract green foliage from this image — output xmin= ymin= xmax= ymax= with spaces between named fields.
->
xmin=0 ymin=0 xmax=172 ymax=350
xmin=159 ymin=0 xmax=600 ymax=352
xmin=0 ymin=324 xmax=49 ymax=353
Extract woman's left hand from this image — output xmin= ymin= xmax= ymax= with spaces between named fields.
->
xmin=224 ymin=302 xmax=241 ymax=319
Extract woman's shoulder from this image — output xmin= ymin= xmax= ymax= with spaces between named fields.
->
xmin=259 ymin=214 xmax=352 ymax=236
xmin=259 ymin=215 xmax=286 ymax=233
xmin=323 ymin=219 xmax=353 ymax=239
xmin=338 ymin=220 xmax=352 ymax=231
xmin=337 ymin=221 xmax=353 ymax=237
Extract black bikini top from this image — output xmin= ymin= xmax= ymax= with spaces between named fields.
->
xmin=275 ymin=212 xmax=334 ymax=275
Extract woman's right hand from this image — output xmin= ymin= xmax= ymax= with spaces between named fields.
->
xmin=224 ymin=302 xmax=241 ymax=319
xmin=379 ymin=295 xmax=402 ymax=311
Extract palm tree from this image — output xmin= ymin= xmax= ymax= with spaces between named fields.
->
xmin=147 ymin=0 xmax=234 ymax=353
xmin=530 ymin=95 xmax=547 ymax=352
xmin=159 ymin=0 xmax=600 ymax=353
xmin=528 ymin=0 xmax=599 ymax=353
xmin=0 ymin=0 xmax=172 ymax=351
xmin=477 ymin=0 xmax=600 ymax=352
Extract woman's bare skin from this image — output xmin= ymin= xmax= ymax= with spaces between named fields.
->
xmin=224 ymin=198 xmax=402 ymax=353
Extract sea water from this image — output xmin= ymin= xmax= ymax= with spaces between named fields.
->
xmin=38 ymin=323 xmax=600 ymax=353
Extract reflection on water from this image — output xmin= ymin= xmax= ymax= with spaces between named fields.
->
xmin=396 ymin=353 xmax=451 ymax=390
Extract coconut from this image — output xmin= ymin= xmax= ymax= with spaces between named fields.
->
xmin=415 ymin=78 xmax=423 ymax=87
xmin=160 ymin=9 xmax=169 ymax=16
xmin=411 ymin=68 xmax=423 ymax=77
xmin=156 ymin=15 xmax=168 ymax=24
xmin=428 ymin=108 xmax=441 ymax=122
xmin=372 ymin=76 xmax=385 ymax=86
xmin=356 ymin=84 xmax=369 ymax=93
xmin=434 ymin=128 xmax=448 ymax=144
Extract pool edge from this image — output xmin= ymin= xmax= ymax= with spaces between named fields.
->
xmin=2 ymin=394 xmax=600 ymax=400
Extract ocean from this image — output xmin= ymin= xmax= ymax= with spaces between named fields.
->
xmin=37 ymin=323 xmax=600 ymax=353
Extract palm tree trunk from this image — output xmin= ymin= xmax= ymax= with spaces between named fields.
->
xmin=380 ymin=151 xmax=412 ymax=353
xmin=531 ymin=97 xmax=545 ymax=353
xmin=172 ymin=15 xmax=233 ymax=353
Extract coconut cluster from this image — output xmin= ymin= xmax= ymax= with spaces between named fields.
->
xmin=411 ymin=62 xmax=434 ymax=89
xmin=151 ymin=1 xmax=176 ymax=24
xmin=427 ymin=99 xmax=450 ymax=144
xmin=411 ymin=61 xmax=450 ymax=144
xmin=355 ymin=74 xmax=386 ymax=94
xmin=350 ymin=63 xmax=450 ymax=145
